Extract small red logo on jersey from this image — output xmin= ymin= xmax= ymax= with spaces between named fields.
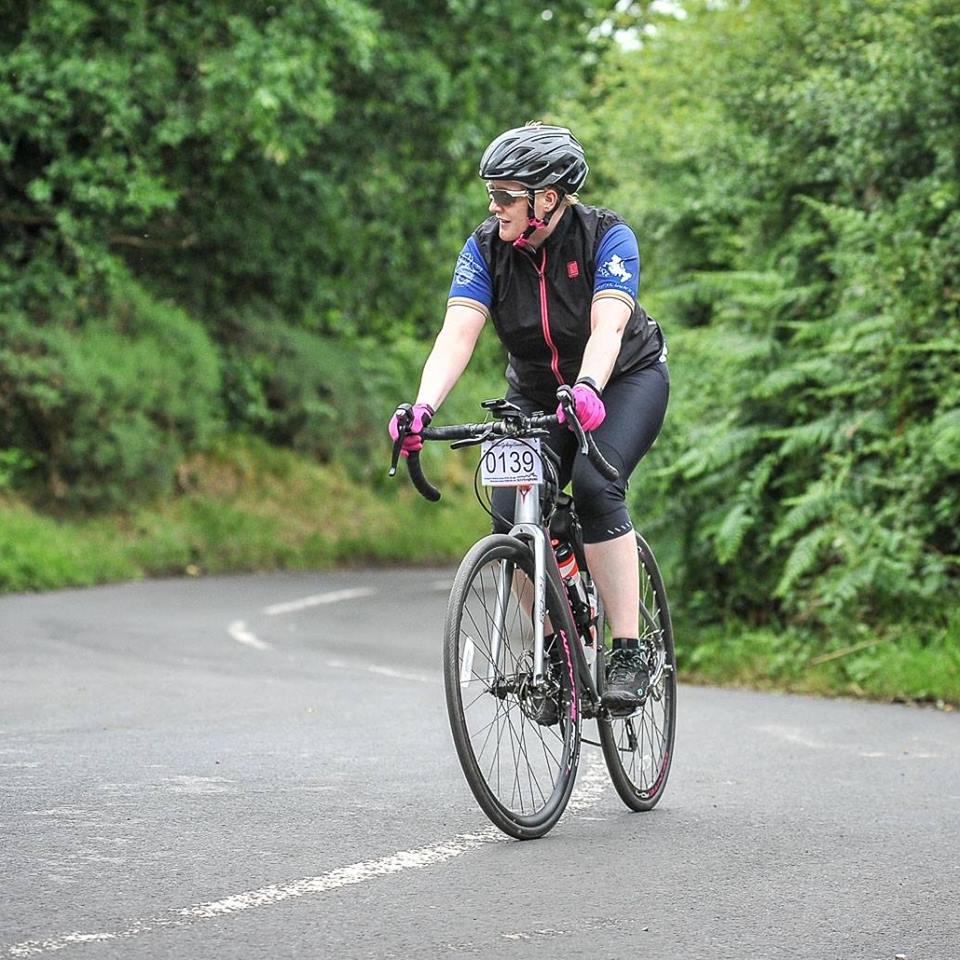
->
xmin=567 ymin=261 xmax=580 ymax=279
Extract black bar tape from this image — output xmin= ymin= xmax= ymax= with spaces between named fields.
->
xmin=406 ymin=451 xmax=441 ymax=502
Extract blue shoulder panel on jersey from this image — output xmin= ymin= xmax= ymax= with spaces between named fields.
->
xmin=594 ymin=223 xmax=640 ymax=300
xmin=448 ymin=235 xmax=493 ymax=309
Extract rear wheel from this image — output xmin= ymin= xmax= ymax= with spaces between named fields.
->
xmin=598 ymin=532 xmax=676 ymax=811
xmin=443 ymin=535 xmax=581 ymax=839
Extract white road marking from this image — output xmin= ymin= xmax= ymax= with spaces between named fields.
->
xmin=326 ymin=658 xmax=438 ymax=685
xmin=5 ymin=830 xmax=504 ymax=957
xmin=5 ymin=737 xmax=610 ymax=958
xmin=229 ymin=588 xmax=375 ymax=650
xmin=567 ymin=748 xmax=609 ymax=812
xmin=162 ymin=776 xmax=237 ymax=795
xmin=227 ymin=620 xmax=271 ymax=651
xmin=367 ymin=664 xmax=439 ymax=685
xmin=262 ymin=587 xmax=376 ymax=616
xmin=24 ymin=808 xmax=87 ymax=817
xmin=431 ymin=580 xmax=453 ymax=592
xmin=755 ymin=724 xmax=827 ymax=750
xmin=7 ymin=768 xmax=613 ymax=957
xmin=182 ymin=830 xmax=503 ymax=918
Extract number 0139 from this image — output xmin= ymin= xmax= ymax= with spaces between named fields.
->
xmin=479 ymin=438 xmax=543 ymax=487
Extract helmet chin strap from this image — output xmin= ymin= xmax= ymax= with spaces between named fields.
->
xmin=513 ymin=187 xmax=561 ymax=250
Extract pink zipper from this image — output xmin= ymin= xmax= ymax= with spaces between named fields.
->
xmin=536 ymin=249 xmax=563 ymax=384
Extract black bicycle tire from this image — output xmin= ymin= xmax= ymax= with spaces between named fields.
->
xmin=597 ymin=531 xmax=677 ymax=811
xmin=443 ymin=534 xmax=581 ymax=839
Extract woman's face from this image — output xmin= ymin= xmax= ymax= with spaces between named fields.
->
xmin=487 ymin=181 xmax=557 ymax=243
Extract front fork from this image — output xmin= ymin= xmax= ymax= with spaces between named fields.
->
xmin=487 ymin=485 xmax=550 ymax=686
xmin=510 ymin=522 xmax=549 ymax=685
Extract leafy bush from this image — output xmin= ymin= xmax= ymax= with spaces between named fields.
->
xmin=221 ymin=316 xmax=415 ymax=471
xmin=592 ymin=0 xmax=960 ymax=640
xmin=0 ymin=274 xmax=221 ymax=509
xmin=220 ymin=312 xmax=506 ymax=484
xmin=1 ymin=0 xmax=600 ymax=508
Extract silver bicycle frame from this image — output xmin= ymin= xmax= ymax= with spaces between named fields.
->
xmin=487 ymin=483 xmax=549 ymax=686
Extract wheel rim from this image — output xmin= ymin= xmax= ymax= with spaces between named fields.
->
xmin=453 ymin=554 xmax=577 ymax=821
xmin=604 ymin=545 xmax=675 ymax=800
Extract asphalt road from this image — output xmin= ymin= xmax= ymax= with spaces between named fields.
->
xmin=1 ymin=570 xmax=958 ymax=960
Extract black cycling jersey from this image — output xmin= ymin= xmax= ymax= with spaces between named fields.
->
xmin=448 ymin=203 xmax=667 ymax=408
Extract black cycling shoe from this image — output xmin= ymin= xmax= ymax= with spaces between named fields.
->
xmin=602 ymin=644 xmax=651 ymax=716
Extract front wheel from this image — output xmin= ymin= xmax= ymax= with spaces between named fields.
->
xmin=443 ymin=535 xmax=581 ymax=839
xmin=598 ymin=532 xmax=677 ymax=811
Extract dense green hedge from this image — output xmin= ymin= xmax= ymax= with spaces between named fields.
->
xmin=587 ymin=0 xmax=960 ymax=644
xmin=1 ymin=0 xmax=601 ymax=507
xmin=0 ymin=272 xmax=221 ymax=508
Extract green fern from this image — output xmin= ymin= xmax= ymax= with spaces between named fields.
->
xmin=750 ymin=358 xmax=835 ymax=400
xmin=772 ymin=414 xmax=843 ymax=457
xmin=714 ymin=502 xmax=754 ymax=564
xmin=931 ymin=409 xmax=960 ymax=469
xmin=673 ymin=424 xmax=764 ymax=480
xmin=771 ymin=479 xmax=836 ymax=546
xmin=776 ymin=526 xmax=836 ymax=599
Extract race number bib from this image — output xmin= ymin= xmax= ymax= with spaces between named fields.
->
xmin=480 ymin=438 xmax=543 ymax=487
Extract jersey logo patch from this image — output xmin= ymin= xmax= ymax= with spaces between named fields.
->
xmin=454 ymin=248 xmax=483 ymax=286
xmin=566 ymin=260 xmax=580 ymax=279
xmin=598 ymin=253 xmax=633 ymax=284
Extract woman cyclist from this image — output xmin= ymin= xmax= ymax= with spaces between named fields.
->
xmin=389 ymin=122 xmax=669 ymax=715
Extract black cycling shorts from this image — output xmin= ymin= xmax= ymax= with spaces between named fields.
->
xmin=491 ymin=361 xmax=669 ymax=544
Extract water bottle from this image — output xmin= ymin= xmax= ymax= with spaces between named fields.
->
xmin=554 ymin=539 xmax=579 ymax=582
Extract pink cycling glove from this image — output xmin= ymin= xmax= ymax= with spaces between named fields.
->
xmin=389 ymin=403 xmax=435 ymax=457
xmin=556 ymin=381 xmax=606 ymax=431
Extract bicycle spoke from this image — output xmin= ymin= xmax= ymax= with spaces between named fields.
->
xmin=538 ymin=733 xmax=560 ymax=795
xmin=502 ymin=694 xmax=524 ymax=810
xmin=517 ymin=715 xmax=548 ymax=809
xmin=445 ymin=541 xmax=580 ymax=835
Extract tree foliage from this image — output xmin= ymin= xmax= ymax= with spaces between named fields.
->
xmin=584 ymin=0 xmax=960 ymax=638
xmin=1 ymin=0 xmax=599 ymax=504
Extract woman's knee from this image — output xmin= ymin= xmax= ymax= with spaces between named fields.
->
xmin=571 ymin=461 xmax=630 ymax=543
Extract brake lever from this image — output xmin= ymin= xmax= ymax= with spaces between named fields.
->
xmin=388 ymin=403 xmax=413 ymax=477
xmin=556 ymin=386 xmax=589 ymax=455
xmin=569 ymin=413 xmax=589 ymax=455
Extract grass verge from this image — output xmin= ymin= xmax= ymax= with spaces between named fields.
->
xmin=0 ymin=435 xmax=487 ymax=593
xmin=677 ymin=619 xmax=960 ymax=708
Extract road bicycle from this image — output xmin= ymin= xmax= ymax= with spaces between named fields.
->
xmin=390 ymin=386 xmax=676 ymax=839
